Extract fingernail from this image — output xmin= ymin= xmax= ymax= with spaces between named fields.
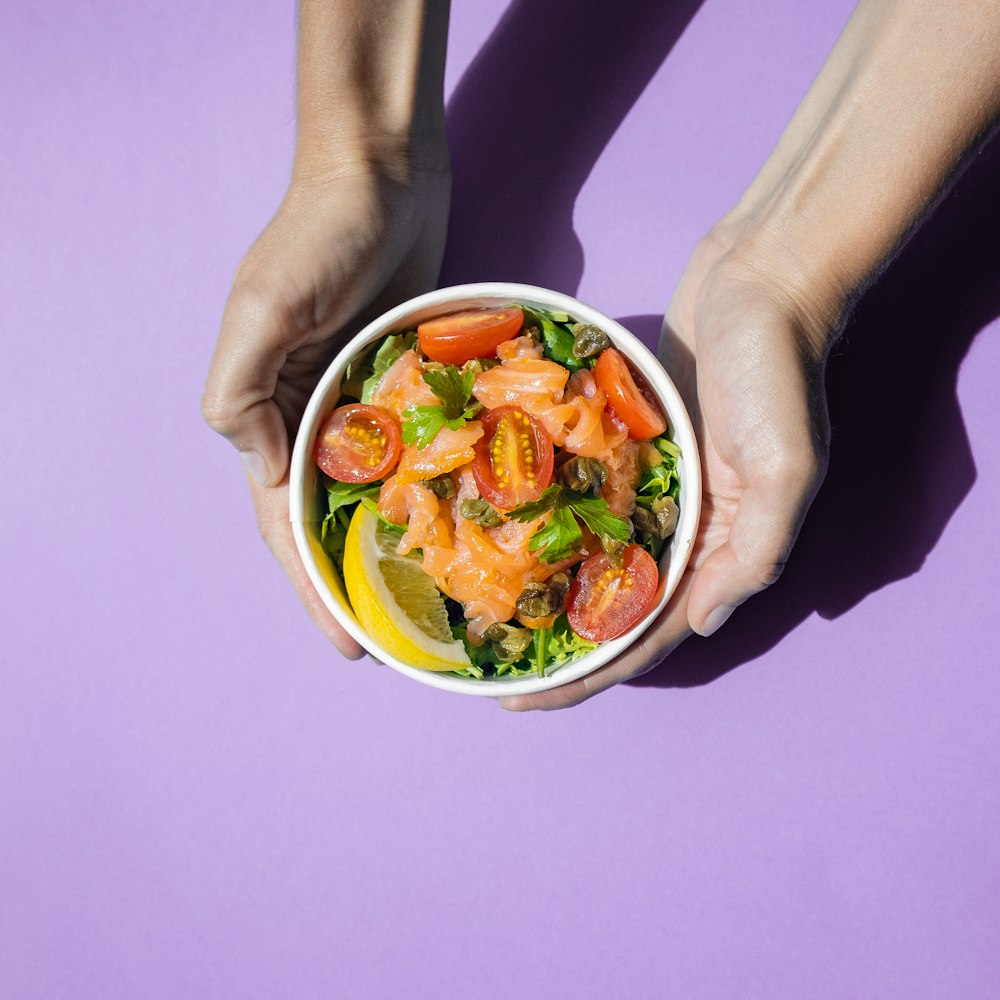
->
xmin=240 ymin=450 xmax=268 ymax=486
xmin=699 ymin=604 xmax=735 ymax=637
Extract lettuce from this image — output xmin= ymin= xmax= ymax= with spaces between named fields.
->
xmin=359 ymin=331 xmax=417 ymax=403
xmin=450 ymin=614 xmax=597 ymax=680
xmin=319 ymin=478 xmax=382 ymax=575
xmin=518 ymin=305 xmax=583 ymax=372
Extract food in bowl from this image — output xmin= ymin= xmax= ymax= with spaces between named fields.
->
xmin=309 ymin=301 xmax=684 ymax=682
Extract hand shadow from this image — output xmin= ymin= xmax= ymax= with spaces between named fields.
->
xmin=441 ymin=0 xmax=705 ymax=292
xmin=628 ymin=133 xmax=1000 ymax=689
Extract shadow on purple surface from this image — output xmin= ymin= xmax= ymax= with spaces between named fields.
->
xmin=441 ymin=0 xmax=704 ymax=291
xmin=629 ymin=134 xmax=1000 ymax=689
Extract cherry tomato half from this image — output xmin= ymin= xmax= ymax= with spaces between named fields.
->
xmin=593 ymin=347 xmax=667 ymax=440
xmin=567 ymin=544 xmax=659 ymax=641
xmin=315 ymin=404 xmax=402 ymax=483
xmin=417 ymin=307 xmax=524 ymax=365
xmin=472 ymin=406 xmax=554 ymax=511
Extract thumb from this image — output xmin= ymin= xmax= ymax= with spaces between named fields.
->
xmin=202 ymin=281 xmax=295 ymax=487
xmin=687 ymin=445 xmax=825 ymax=637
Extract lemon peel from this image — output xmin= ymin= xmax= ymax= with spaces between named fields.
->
xmin=342 ymin=504 xmax=471 ymax=672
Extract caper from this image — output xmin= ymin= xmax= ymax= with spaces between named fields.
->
xmin=483 ymin=622 xmax=533 ymax=661
xmin=515 ymin=582 xmax=547 ymax=619
xmin=557 ymin=456 xmax=607 ymax=495
xmin=547 ymin=572 xmax=570 ymax=609
xmin=570 ymin=323 xmax=611 ymax=360
xmin=652 ymin=494 xmax=680 ymax=538
xmin=631 ymin=505 xmax=659 ymax=536
xmin=601 ymin=536 xmax=626 ymax=568
xmin=464 ymin=357 xmax=502 ymax=376
xmin=633 ymin=495 xmax=680 ymax=539
xmin=459 ymin=497 xmax=503 ymax=528
xmin=424 ymin=475 xmax=456 ymax=499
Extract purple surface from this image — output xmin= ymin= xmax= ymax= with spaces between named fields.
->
xmin=3 ymin=2 xmax=999 ymax=998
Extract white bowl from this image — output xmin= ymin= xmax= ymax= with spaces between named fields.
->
xmin=290 ymin=283 xmax=701 ymax=698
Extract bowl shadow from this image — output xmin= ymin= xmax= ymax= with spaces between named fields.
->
xmin=628 ymin=133 xmax=1000 ymax=689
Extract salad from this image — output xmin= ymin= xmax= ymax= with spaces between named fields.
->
xmin=313 ymin=304 xmax=682 ymax=680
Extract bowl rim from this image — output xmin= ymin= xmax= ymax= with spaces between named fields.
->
xmin=290 ymin=282 xmax=701 ymax=698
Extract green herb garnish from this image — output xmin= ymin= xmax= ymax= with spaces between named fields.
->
xmin=508 ymin=485 xmax=630 ymax=563
xmin=401 ymin=365 xmax=480 ymax=449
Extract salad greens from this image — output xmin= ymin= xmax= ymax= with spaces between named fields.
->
xmin=319 ymin=479 xmax=381 ymax=575
xmin=357 ymin=331 xmax=416 ymax=404
xmin=508 ymin=485 xmax=630 ymax=563
xmin=518 ymin=305 xmax=585 ymax=372
xmin=451 ymin=614 xmax=598 ymax=680
xmin=317 ymin=304 xmax=684 ymax=682
xmin=631 ymin=435 xmax=682 ymax=561
xmin=401 ymin=366 xmax=479 ymax=449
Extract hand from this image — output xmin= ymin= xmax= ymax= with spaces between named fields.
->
xmin=500 ymin=0 xmax=1000 ymax=711
xmin=500 ymin=228 xmax=837 ymax=710
xmin=202 ymin=163 xmax=450 ymax=656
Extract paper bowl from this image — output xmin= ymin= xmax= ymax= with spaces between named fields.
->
xmin=290 ymin=283 xmax=701 ymax=698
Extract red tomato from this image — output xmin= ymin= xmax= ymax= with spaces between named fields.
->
xmin=472 ymin=406 xmax=554 ymax=511
xmin=567 ymin=544 xmax=659 ymax=641
xmin=417 ymin=307 xmax=524 ymax=365
xmin=593 ymin=347 xmax=667 ymax=439
xmin=315 ymin=404 xmax=402 ymax=483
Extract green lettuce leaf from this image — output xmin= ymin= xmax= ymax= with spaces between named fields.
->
xmin=519 ymin=305 xmax=583 ymax=372
xmin=360 ymin=331 xmax=417 ymax=404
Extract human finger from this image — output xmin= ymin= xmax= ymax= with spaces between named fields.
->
xmin=248 ymin=476 xmax=365 ymax=659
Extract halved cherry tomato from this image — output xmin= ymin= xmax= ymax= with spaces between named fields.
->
xmin=472 ymin=406 xmax=554 ymax=511
xmin=418 ymin=307 xmax=524 ymax=365
xmin=593 ymin=347 xmax=667 ymax=439
xmin=315 ymin=404 xmax=402 ymax=483
xmin=567 ymin=544 xmax=658 ymax=641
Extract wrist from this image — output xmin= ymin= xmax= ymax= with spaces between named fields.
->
xmin=293 ymin=0 xmax=450 ymax=186
xmin=292 ymin=118 xmax=449 ymax=188
xmin=709 ymin=0 xmax=1000 ymax=351
xmin=695 ymin=210 xmax=851 ymax=363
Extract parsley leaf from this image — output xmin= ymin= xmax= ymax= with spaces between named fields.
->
xmin=564 ymin=492 xmax=630 ymax=543
xmin=421 ymin=366 xmax=475 ymax=417
xmin=509 ymin=485 xmax=630 ymax=563
xmin=401 ymin=365 xmax=480 ymax=449
xmin=527 ymin=505 xmax=583 ymax=563
xmin=505 ymin=484 xmax=560 ymax=522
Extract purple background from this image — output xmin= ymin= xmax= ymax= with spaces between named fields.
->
xmin=3 ymin=2 xmax=999 ymax=997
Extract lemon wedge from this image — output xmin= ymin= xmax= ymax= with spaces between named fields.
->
xmin=342 ymin=503 xmax=471 ymax=672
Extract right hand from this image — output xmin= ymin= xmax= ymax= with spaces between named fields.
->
xmin=202 ymin=161 xmax=450 ymax=656
xmin=500 ymin=224 xmax=840 ymax=710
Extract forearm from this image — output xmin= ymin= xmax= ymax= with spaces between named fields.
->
xmin=294 ymin=0 xmax=451 ymax=181
xmin=719 ymin=0 xmax=1000 ymax=343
